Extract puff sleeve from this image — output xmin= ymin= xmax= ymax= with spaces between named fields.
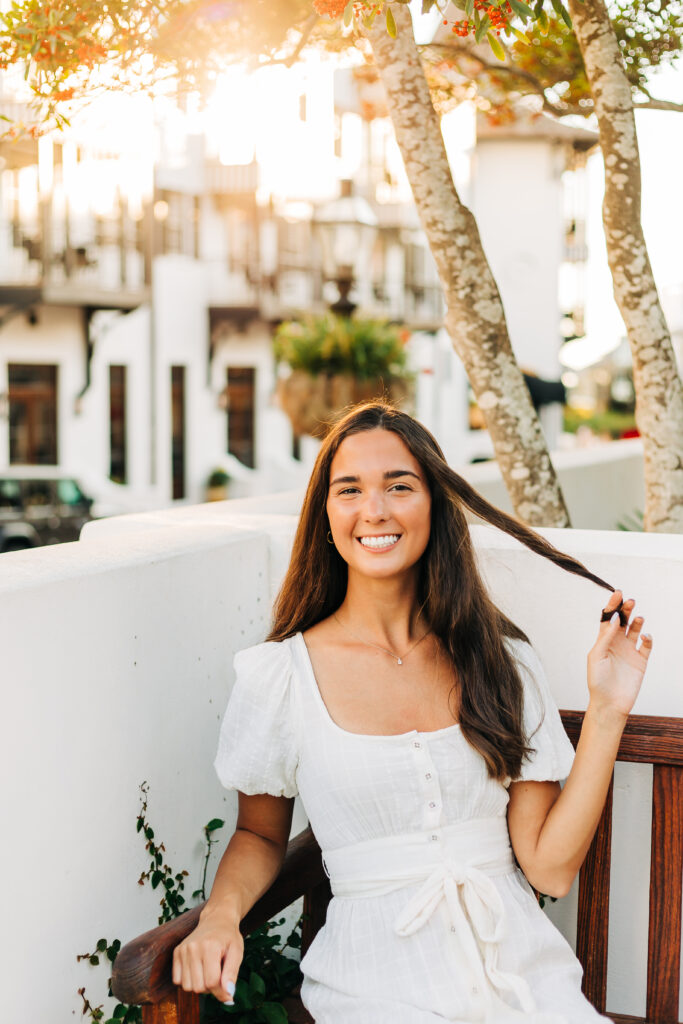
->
xmin=214 ymin=638 xmax=299 ymax=798
xmin=508 ymin=639 xmax=576 ymax=782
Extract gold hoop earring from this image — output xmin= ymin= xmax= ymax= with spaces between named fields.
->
xmin=327 ymin=530 xmax=334 ymax=545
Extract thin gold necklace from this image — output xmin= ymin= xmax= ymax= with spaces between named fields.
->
xmin=333 ymin=612 xmax=431 ymax=666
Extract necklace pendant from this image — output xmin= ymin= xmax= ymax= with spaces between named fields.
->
xmin=397 ymin=657 xmax=403 ymax=666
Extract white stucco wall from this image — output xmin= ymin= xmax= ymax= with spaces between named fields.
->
xmin=2 ymin=498 xmax=681 ymax=1022
xmin=471 ymin=139 xmax=565 ymax=379
xmin=80 ymin=305 xmax=152 ymax=497
xmin=461 ymin=438 xmax=645 ymax=531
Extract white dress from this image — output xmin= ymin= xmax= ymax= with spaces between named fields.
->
xmin=215 ymin=632 xmax=610 ymax=1024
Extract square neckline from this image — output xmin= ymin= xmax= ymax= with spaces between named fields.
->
xmin=295 ymin=631 xmax=461 ymax=742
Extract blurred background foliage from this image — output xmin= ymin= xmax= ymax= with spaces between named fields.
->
xmin=274 ymin=313 xmax=411 ymax=381
xmin=1 ymin=0 xmax=681 ymax=136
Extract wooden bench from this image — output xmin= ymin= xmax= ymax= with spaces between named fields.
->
xmin=112 ymin=712 xmax=683 ymax=1024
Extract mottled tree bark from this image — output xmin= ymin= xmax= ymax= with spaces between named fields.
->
xmin=367 ymin=7 xmax=570 ymax=527
xmin=569 ymin=0 xmax=683 ymax=533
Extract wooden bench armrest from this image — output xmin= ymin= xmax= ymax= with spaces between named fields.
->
xmin=112 ymin=826 xmax=325 ymax=1006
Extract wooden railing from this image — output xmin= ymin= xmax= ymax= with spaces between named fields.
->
xmin=112 ymin=712 xmax=683 ymax=1024
xmin=560 ymin=712 xmax=683 ymax=1024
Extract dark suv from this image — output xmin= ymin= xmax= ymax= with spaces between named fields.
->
xmin=0 ymin=469 xmax=95 ymax=552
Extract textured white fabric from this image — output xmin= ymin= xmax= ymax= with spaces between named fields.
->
xmin=214 ymin=633 xmax=609 ymax=1023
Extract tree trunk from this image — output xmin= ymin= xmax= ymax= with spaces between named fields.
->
xmin=568 ymin=0 xmax=683 ymax=533
xmin=366 ymin=6 xmax=570 ymax=528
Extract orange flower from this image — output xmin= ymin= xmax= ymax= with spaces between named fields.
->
xmin=312 ymin=0 xmax=348 ymax=17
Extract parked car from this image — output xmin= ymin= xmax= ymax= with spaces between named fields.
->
xmin=0 ymin=468 xmax=95 ymax=553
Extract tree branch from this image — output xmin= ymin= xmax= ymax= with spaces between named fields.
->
xmin=260 ymin=13 xmax=319 ymax=68
xmin=634 ymin=98 xmax=683 ymax=113
xmin=422 ymin=42 xmax=584 ymax=118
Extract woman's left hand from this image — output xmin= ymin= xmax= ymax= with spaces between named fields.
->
xmin=587 ymin=590 xmax=653 ymax=720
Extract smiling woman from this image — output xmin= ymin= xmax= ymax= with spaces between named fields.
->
xmin=326 ymin=430 xmax=432 ymax=588
xmin=174 ymin=402 xmax=654 ymax=1023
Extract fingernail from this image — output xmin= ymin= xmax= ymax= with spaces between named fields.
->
xmin=222 ymin=980 xmax=236 ymax=1004
xmin=611 ymin=612 xmax=620 ymax=624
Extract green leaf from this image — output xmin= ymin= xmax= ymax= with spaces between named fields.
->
xmin=249 ymin=971 xmax=266 ymax=997
xmin=235 ymin=978 xmax=252 ymax=1009
xmin=474 ymin=12 xmax=491 ymax=42
xmin=96 ymin=939 xmax=108 ymax=952
xmin=113 ymin=1006 xmax=127 ymax=1020
xmin=343 ymin=1 xmax=353 ymax=27
xmin=465 ymin=0 xmax=474 ymax=16
xmin=261 ymin=1004 xmax=288 ymax=1024
xmin=205 ymin=818 xmax=225 ymax=833
xmin=550 ymin=0 xmax=572 ymax=27
xmin=386 ymin=6 xmax=397 ymax=38
xmin=422 ymin=0 xmax=436 ymax=12
xmin=487 ymin=31 xmax=506 ymax=60
xmin=538 ymin=8 xmax=549 ymax=31
xmin=510 ymin=25 xmax=530 ymax=43
xmin=89 ymin=955 xmax=100 ymax=966
xmin=508 ymin=0 xmax=533 ymax=20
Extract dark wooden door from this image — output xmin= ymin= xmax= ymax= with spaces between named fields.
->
xmin=171 ymin=366 xmax=186 ymax=500
xmin=227 ymin=367 xmax=256 ymax=469
xmin=8 ymin=364 xmax=58 ymax=465
xmin=109 ymin=365 xmax=128 ymax=484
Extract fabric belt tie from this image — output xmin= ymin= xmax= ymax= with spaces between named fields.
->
xmin=322 ymin=816 xmax=540 ymax=1018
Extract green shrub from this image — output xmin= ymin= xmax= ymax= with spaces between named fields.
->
xmin=563 ymin=407 xmax=637 ymax=439
xmin=208 ymin=468 xmax=231 ymax=488
xmin=273 ymin=313 xmax=411 ymax=382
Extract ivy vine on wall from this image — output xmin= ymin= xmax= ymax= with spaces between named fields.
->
xmin=77 ymin=783 xmax=303 ymax=1023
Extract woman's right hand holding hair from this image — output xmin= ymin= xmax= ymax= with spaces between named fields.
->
xmin=509 ymin=587 xmax=653 ymax=899
xmin=172 ymin=902 xmax=243 ymax=1004
xmin=586 ymin=589 xmax=653 ymax=722
xmin=172 ymin=793 xmax=294 ymax=1006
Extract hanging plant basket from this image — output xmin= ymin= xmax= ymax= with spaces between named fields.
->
xmin=273 ymin=313 xmax=414 ymax=439
xmin=277 ymin=370 xmax=413 ymax=439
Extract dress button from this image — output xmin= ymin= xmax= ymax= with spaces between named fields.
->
xmin=472 ymin=986 xmax=479 ymax=995
xmin=431 ymin=835 xmax=439 ymax=841
xmin=413 ymin=741 xmax=421 ymax=749
xmin=425 ymin=772 xmax=432 ymax=780
xmin=450 ymin=926 xmax=456 ymax=932
xmin=429 ymin=801 xmax=436 ymax=808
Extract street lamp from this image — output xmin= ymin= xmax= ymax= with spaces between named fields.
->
xmin=313 ymin=179 xmax=378 ymax=317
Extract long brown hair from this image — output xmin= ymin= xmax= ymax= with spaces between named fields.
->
xmin=268 ymin=403 xmax=613 ymax=780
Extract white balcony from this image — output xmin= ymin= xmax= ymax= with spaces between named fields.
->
xmin=2 ymin=486 xmax=682 ymax=1022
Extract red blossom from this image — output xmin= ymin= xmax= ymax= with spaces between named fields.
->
xmin=312 ymin=0 xmax=348 ymax=17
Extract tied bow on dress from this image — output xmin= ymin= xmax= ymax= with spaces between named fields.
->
xmin=323 ymin=817 xmax=569 ymax=1024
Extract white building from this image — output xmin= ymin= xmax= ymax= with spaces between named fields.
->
xmin=0 ymin=58 xmax=598 ymax=509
